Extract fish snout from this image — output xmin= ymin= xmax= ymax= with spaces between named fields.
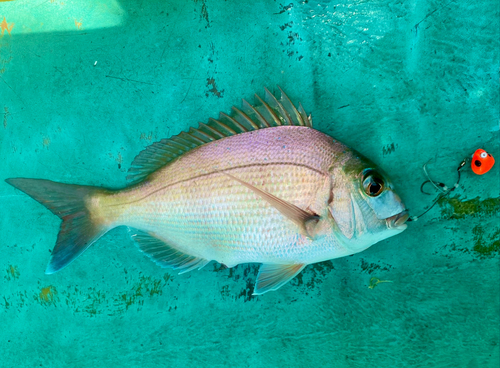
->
xmin=386 ymin=210 xmax=409 ymax=230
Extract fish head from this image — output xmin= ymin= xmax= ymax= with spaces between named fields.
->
xmin=328 ymin=152 xmax=408 ymax=253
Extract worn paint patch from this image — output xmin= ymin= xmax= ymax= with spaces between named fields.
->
xmin=382 ymin=143 xmax=397 ymax=156
xmin=60 ymin=287 xmax=107 ymax=316
xmin=0 ymin=33 xmax=13 ymax=74
xmin=275 ymin=3 xmax=294 ymax=14
xmin=3 ymin=273 xmax=175 ymax=315
xmin=1 ymin=291 xmax=29 ymax=310
xmin=140 ymin=131 xmax=157 ymax=141
xmin=237 ymin=279 xmax=256 ymax=302
xmin=3 ymin=106 xmax=8 ymax=127
xmin=0 ymin=17 xmax=14 ymax=36
xmin=194 ymin=0 xmax=210 ymax=28
xmin=108 ymin=151 xmax=124 ymax=170
xmin=212 ymin=264 xmax=260 ymax=302
xmin=74 ymin=19 xmax=83 ymax=30
xmin=214 ymin=261 xmax=335 ymax=298
xmin=290 ymin=261 xmax=334 ymax=295
xmin=279 ymin=22 xmax=293 ymax=31
xmin=472 ymin=226 xmax=500 ymax=259
xmin=359 ymin=259 xmax=393 ymax=274
xmin=5 ymin=265 xmax=20 ymax=280
xmin=281 ymin=29 xmax=303 ymax=60
xmin=438 ymin=195 xmax=500 ymax=220
xmin=38 ymin=286 xmax=57 ymax=305
xmin=112 ymin=274 xmax=173 ymax=313
xmin=206 ymin=77 xmax=224 ymax=98
xmin=436 ymin=226 xmax=499 ymax=259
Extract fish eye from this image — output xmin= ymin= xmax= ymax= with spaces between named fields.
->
xmin=362 ymin=170 xmax=385 ymax=197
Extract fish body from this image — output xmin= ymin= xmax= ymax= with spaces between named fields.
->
xmin=6 ymin=88 xmax=408 ymax=294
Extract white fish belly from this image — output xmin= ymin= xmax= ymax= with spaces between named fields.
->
xmin=102 ymin=127 xmax=350 ymax=266
xmin=117 ymin=166 xmax=326 ymax=266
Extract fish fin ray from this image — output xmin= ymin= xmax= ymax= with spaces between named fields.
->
xmin=277 ymin=86 xmax=305 ymax=126
xmin=127 ymin=88 xmax=312 ymax=183
xmin=254 ymin=93 xmax=282 ymax=126
xmin=130 ymin=229 xmax=208 ymax=273
xmin=223 ymin=173 xmax=320 ymax=238
xmin=253 ymin=263 xmax=306 ymax=295
xmin=298 ymin=103 xmax=312 ymax=127
xmin=265 ymin=87 xmax=293 ymax=125
xmin=5 ymin=178 xmax=109 ymax=273
xmin=242 ymin=99 xmax=270 ymax=128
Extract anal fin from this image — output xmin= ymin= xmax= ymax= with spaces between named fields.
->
xmin=129 ymin=229 xmax=209 ymax=274
xmin=253 ymin=263 xmax=306 ymax=295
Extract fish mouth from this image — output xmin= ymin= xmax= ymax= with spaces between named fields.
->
xmin=386 ymin=210 xmax=409 ymax=230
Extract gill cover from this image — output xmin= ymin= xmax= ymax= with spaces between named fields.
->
xmin=329 ymin=167 xmax=406 ymax=242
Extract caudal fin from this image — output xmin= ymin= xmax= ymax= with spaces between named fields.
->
xmin=5 ymin=178 xmax=110 ymax=274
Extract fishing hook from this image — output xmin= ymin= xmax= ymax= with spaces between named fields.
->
xmin=408 ymin=158 xmax=467 ymax=222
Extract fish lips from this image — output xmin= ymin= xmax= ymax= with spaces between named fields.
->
xmin=385 ymin=210 xmax=409 ymax=230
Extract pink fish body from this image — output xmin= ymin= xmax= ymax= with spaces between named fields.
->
xmin=6 ymin=88 xmax=408 ymax=294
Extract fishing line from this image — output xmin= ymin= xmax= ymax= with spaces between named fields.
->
xmin=407 ymin=158 xmax=467 ymax=222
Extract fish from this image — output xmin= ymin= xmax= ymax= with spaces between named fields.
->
xmin=5 ymin=87 xmax=409 ymax=295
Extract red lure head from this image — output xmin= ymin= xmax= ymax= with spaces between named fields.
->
xmin=471 ymin=149 xmax=495 ymax=175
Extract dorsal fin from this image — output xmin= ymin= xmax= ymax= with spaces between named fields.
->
xmin=127 ymin=87 xmax=313 ymax=182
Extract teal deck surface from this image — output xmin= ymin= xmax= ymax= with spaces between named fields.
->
xmin=1 ymin=0 xmax=499 ymax=367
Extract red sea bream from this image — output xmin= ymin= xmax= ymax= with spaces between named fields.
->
xmin=6 ymin=88 xmax=408 ymax=294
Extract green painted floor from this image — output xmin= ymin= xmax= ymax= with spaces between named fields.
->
xmin=1 ymin=0 xmax=499 ymax=367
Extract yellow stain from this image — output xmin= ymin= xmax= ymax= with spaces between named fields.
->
xmin=74 ymin=19 xmax=82 ymax=30
xmin=7 ymin=265 xmax=20 ymax=279
xmin=43 ymin=137 xmax=51 ymax=147
xmin=0 ymin=17 xmax=14 ymax=36
xmin=39 ymin=286 xmax=57 ymax=304
xmin=140 ymin=132 xmax=154 ymax=141
xmin=368 ymin=277 xmax=392 ymax=289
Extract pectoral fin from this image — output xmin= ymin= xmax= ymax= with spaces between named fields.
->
xmin=254 ymin=263 xmax=306 ymax=295
xmin=224 ymin=173 xmax=319 ymax=238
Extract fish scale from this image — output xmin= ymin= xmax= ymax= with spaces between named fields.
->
xmin=5 ymin=88 xmax=408 ymax=294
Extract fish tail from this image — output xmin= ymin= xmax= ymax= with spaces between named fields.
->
xmin=5 ymin=178 xmax=111 ymax=274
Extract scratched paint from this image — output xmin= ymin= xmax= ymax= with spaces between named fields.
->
xmin=74 ymin=19 xmax=82 ymax=30
xmin=0 ymin=17 xmax=14 ymax=36
xmin=194 ymin=0 xmax=210 ymax=28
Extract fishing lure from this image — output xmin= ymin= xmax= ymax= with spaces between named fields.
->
xmin=471 ymin=149 xmax=495 ymax=175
